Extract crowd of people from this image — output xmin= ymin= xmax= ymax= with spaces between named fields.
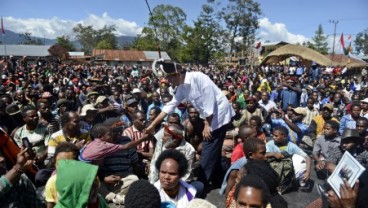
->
xmin=0 ymin=56 xmax=368 ymax=208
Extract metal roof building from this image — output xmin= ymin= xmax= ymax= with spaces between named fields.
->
xmin=0 ymin=44 xmax=51 ymax=57
xmin=91 ymin=49 xmax=171 ymax=66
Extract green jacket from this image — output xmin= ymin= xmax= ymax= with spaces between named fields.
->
xmin=55 ymin=160 xmax=108 ymax=208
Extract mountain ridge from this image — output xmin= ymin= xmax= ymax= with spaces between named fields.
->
xmin=0 ymin=30 xmax=136 ymax=50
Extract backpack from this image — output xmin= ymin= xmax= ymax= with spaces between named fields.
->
xmin=268 ymin=151 xmax=296 ymax=194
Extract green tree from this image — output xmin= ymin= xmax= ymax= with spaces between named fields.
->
xmin=98 ymin=25 xmax=118 ymax=49
xmin=73 ymin=24 xmax=117 ymax=54
xmin=56 ymin=35 xmax=76 ymax=51
xmin=302 ymin=41 xmax=316 ymax=50
xmin=19 ymin=32 xmax=43 ymax=45
xmin=209 ymin=0 xmax=262 ymax=55
xmin=132 ymin=28 xmax=158 ymax=51
xmin=178 ymin=4 xmax=224 ymax=64
xmin=135 ymin=4 xmax=187 ymax=60
xmin=311 ymin=24 xmax=328 ymax=54
xmin=355 ymin=28 xmax=368 ymax=55
xmin=96 ymin=39 xmax=115 ymax=49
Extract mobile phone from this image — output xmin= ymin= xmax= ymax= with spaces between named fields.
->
xmin=22 ymin=137 xmax=33 ymax=154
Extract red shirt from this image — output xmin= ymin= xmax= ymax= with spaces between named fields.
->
xmin=231 ymin=143 xmax=245 ymax=164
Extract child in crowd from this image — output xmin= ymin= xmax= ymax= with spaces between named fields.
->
xmin=266 ymin=126 xmax=311 ymax=190
xmin=79 ymin=122 xmax=150 ymax=165
xmin=312 ymin=120 xmax=340 ymax=179
xmin=230 ymin=125 xmax=257 ymax=164
xmin=249 ymin=115 xmax=267 ymax=143
xmin=226 ymin=138 xmax=267 ymax=207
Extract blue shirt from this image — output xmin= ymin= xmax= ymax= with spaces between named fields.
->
xmin=321 ymin=97 xmax=330 ymax=105
xmin=219 ymin=157 xmax=247 ymax=196
xmin=266 ymin=140 xmax=307 ymax=158
xmin=272 ymin=118 xmax=308 ymax=145
xmin=270 ymin=90 xmax=280 ymax=102
xmin=339 ymin=114 xmax=356 ymax=135
xmin=296 ymin=67 xmax=304 ymax=75
xmin=280 ymin=89 xmax=300 ymax=111
xmin=120 ymin=114 xmax=132 ymax=127
xmin=146 ymin=102 xmax=163 ymax=120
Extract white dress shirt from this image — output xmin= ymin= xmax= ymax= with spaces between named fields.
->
xmin=162 ymin=72 xmax=235 ymax=130
xmin=258 ymin=100 xmax=277 ymax=112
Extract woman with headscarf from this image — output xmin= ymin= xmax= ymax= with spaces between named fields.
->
xmin=55 ymin=160 xmax=108 ymax=208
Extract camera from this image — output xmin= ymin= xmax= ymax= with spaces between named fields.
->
xmin=21 ymin=137 xmax=33 ymax=155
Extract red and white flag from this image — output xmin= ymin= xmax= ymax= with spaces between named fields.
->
xmin=255 ymin=42 xmax=262 ymax=53
xmin=339 ymin=33 xmax=345 ymax=52
xmin=347 ymin=35 xmax=352 ymax=54
xmin=1 ymin=17 xmax=4 ymax=35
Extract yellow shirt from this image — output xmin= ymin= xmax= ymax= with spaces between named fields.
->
xmin=47 ymin=130 xmax=91 ymax=157
xmin=45 ymin=174 xmax=58 ymax=203
xmin=313 ymin=115 xmax=339 ymax=136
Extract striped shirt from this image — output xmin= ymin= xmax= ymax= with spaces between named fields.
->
xmin=47 ymin=129 xmax=91 ymax=157
xmin=123 ymin=126 xmax=153 ymax=152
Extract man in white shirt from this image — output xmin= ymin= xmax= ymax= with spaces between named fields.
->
xmin=146 ymin=62 xmax=235 ymax=184
xmin=258 ymin=92 xmax=277 ymax=112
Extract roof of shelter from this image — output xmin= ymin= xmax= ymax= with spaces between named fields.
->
xmin=0 ymin=44 xmax=51 ymax=57
xmin=261 ymin=44 xmax=334 ymax=66
xmin=325 ymin=54 xmax=367 ymax=68
xmin=262 ymin=41 xmax=289 ymax=47
xmin=92 ymin=49 xmax=171 ymax=61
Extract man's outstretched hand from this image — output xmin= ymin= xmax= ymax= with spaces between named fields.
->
xmin=145 ymin=125 xmax=155 ymax=135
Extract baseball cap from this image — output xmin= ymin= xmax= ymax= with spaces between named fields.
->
xmin=291 ymin=107 xmax=307 ymax=116
xmin=87 ymin=91 xmax=98 ymax=97
xmin=322 ymin=103 xmax=333 ymax=111
xmin=132 ymin=88 xmax=141 ymax=94
xmin=95 ymin=96 xmax=108 ymax=105
xmin=80 ymin=104 xmax=97 ymax=116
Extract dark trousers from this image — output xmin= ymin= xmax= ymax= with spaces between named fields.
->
xmin=199 ymin=123 xmax=229 ymax=184
xmin=35 ymin=168 xmax=54 ymax=187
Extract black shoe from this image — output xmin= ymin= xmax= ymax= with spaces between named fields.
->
xmin=300 ymin=180 xmax=314 ymax=192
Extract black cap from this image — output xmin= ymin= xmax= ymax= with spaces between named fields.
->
xmin=159 ymin=62 xmax=183 ymax=75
